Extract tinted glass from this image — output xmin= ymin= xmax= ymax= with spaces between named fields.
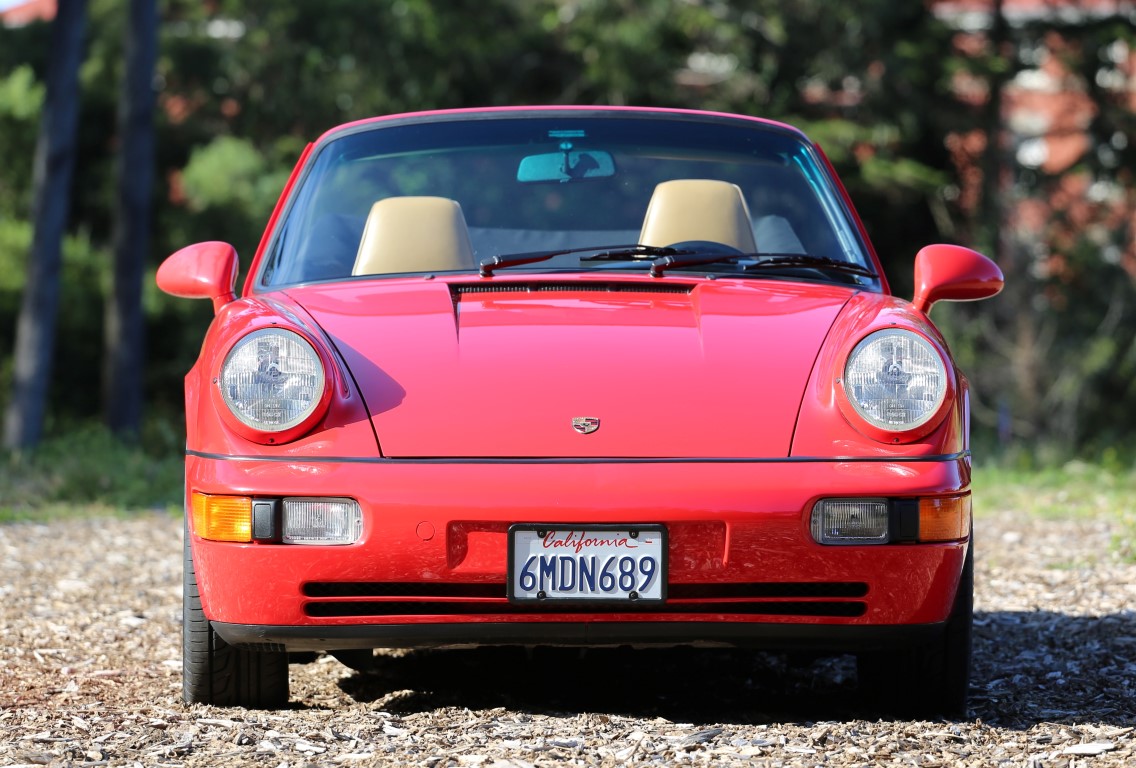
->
xmin=258 ymin=114 xmax=873 ymax=287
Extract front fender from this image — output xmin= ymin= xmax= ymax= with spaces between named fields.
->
xmin=182 ymin=294 xmax=381 ymax=461
xmin=791 ymin=292 xmax=968 ymax=462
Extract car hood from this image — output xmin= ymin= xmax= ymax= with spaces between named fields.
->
xmin=285 ymin=278 xmax=854 ymax=458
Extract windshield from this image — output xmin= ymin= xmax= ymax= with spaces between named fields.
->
xmin=258 ymin=113 xmax=877 ymax=288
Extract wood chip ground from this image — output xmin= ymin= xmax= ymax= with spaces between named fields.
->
xmin=1 ymin=503 xmax=1133 ymax=767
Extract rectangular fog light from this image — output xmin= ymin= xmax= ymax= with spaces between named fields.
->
xmin=282 ymin=498 xmax=362 ymax=545
xmin=810 ymin=499 xmax=890 ymax=545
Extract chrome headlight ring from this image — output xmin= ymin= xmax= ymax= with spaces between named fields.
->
xmin=216 ymin=327 xmax=330 ymax=443
xmin=838 ymin=328 xmax=954 ymax=442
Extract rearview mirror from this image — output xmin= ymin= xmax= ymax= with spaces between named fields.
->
xmin=517 ymin=150 xmax=615 ymax=183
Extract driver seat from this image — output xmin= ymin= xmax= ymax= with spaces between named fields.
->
xmin=639 ymin=179 xmax=757 ymax=253
xmin=352 ymin=196 xmax=476 ymax=276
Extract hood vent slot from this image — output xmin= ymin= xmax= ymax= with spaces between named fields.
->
xmin=451 ymin=282 xmax=694 ymax=298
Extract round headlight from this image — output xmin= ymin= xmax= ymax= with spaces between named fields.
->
xmin=843 ymin=329 xmax=948 ymax=432
xmin=219 ymin=328 xmax=326 ymax=433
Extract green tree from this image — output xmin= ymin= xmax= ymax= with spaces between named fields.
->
xmin=4 ymin=0 xmax=89 ymax=451
xmin=104 ymin=0 xmax=158 ymax=439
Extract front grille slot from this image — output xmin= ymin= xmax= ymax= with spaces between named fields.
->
xmin=305 ymin=582 xmax=503 ymax=598
xmin=305 ymin=601 xmax=865 ymax=618
xmin=302 ymin=581 xmax=869 ymax=619
xmin=669 ymin=582 xmax=868 ymax=599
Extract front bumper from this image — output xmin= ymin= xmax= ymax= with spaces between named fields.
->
xmin=187 ymin=453 xmax=970 ymax=652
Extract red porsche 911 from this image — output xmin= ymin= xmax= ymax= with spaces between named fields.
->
xmin=157 ymin=106 xmax=1002 ymax=714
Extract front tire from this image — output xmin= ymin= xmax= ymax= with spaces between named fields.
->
xmin=858 ymin=541 xmax=973 ymax=719
xmin=182 ymin=525 xmax=289 ymax=708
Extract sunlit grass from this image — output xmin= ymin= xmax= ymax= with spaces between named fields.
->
xmin=972 ymin=461 xmax=1136 ymax=562
xmin=0 ymin=501 xmax=148 ymax=525
xmin=972 ymin=460 xmax=1136 ymax=518
xmin=0 ymin=424 xmax=182 ymax=522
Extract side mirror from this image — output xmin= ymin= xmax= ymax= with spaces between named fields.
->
xmin=156 ymin=241 xmax=239 ymax=314
xmin=912 ymin=244 xmax=1003 ymax=315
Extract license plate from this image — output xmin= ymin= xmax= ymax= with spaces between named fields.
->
xmin=508 ymin=525 xmax=667 ymax=603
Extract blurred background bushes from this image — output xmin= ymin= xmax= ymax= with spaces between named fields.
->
xmin=0 ymin=0 xmax=1133 ymax=503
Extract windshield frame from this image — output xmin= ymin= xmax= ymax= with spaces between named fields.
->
xmin=251 ymin=108 xmax=885 ymax=294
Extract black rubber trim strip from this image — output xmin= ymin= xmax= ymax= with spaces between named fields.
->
xmin=186 ymin=449 xmax=970 ymax=465
xmin=212 ymin=620 xmax=946 ymax=653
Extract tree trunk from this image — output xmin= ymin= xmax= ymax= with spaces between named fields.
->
xmin=2 ymin=0 xmax=88 ymax=451
xmin=104 ymin=0 xmax=158 ymax=438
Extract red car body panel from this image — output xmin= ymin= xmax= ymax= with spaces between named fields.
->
xmin=187 ymin=455 xmax=967 ymax=631
xmin=165 ymin=106 xmax=1003 ymax=660
xmin=287 ymin=276 xmax=853 ymax=458
xmin=183 ymin=279 xmax=970 ymax=642
xmin=792 ymin=291 xmax=968 ymax=458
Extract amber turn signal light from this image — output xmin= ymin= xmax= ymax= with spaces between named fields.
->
xmin=918 ymin=494 xmax=971 ymax=542
xmin=191 ymin=492 xmax=253 ymax=542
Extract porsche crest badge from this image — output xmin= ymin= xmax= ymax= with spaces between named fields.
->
xmin=571 ymin=417 xmax=600 ymax=434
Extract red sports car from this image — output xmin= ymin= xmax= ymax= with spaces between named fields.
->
xmin=157 ymin=106 xmax=1002 ymax=714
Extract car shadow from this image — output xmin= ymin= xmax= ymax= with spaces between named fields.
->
xmin=969 ymin=610 xmax=1136 ymax=729
xmin=332 ymin=610 xmax=1136 ymax=726
xmin=329 ymin=338 xmax=406 ymax=417
xmin=336 ymin=645 xmax=865 ymax=723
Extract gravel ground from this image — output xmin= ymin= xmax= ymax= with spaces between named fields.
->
xmin=1 ymin=506 xmax=1133 ymax=767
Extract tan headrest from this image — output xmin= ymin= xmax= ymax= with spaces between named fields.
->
xmin=352 ymin=196 xmax=476 ymax=276
xmin=639 ymin=179 xmax=757 ymax=253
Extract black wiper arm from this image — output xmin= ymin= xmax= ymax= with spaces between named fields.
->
xmin=479 ymin=243 xmax=674 ymax=277
xmin=647 ymin=252 xmax=744 ymax=277
xmin=744 ymin=254 xmax=878 ymax=278
xmin=649 ymin=251 xmax=878 ymax=279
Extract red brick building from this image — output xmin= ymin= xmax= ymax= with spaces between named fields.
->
xmin=934 ymin=0 xmax=1136 ymax=275
xmin=0 ymin=0 xmax=55 ymax=27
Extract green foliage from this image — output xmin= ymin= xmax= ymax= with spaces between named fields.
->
xmin=0 ymin=219 xmax=112 ymax=421
xmin=544 ymin=0 xmax=718 ymax=106
xmin=0 ymin=65 xmax=42 ymax=120
xmin=0 ymin=65 xmax=44 ymax=215
xmin=0 ymin=218 xmax=33 ymax=293
xmin=0 ymin=423 xmax=183 ymax=518
xmin=181 ymin=136 xmax=274 ymax=211
xmin=0 ymin=64 xmax=43 ymax=120
xmin=178 ymin=136 xmax=289 ymax=258
xmin=0 ymin=219 xmax=31 ymax=406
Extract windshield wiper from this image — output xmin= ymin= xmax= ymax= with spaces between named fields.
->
xmin=479 ymin=244 xmax=681 ymax=276
xmin=648 ymin=252 xmax=878 ymax=280
xmin=480 ymin=244 xmax=878 ymax=283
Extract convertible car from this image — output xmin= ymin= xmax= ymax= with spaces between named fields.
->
xmin=157 ymin=106 xmax=1002 ymax=714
